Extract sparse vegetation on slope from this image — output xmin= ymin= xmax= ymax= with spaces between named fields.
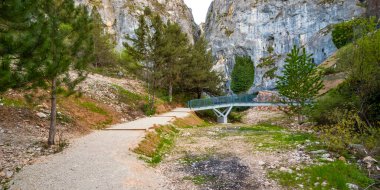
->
xmin=133 ymin=113 xmax=207 ymax=165
xmin=270 ymin=160 xmax=374 ymax=190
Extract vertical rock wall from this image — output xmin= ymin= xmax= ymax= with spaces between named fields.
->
xmin=205 ymin=0 xmax=365 ymax=92
xmin=76 ymin=0 xmax=199 ymax=50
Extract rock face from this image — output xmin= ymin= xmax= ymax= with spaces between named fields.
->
xmin=205 ymin=0 xmax=365 ymax=92
xmin=75 ymin=0 xmax=199 ymax=49
xmin=367 ymin=0 xmax=380 ymax=18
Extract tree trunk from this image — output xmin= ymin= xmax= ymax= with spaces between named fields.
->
xmin=168 ymin=81 xmax=173 ymax=102
xmin=297 ymin=113 xmax=302 ymax=125
xmin=150 ymin=77 xmax=156 ymax=113
xmin=197 ymin=88 xmax=202 ymax=99
xmin=48 ymin=78 xmax=57 ymax=145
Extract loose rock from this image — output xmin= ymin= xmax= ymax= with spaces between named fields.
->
xmin=36 ymin=112 xmax=47 ymax=119
xmin=279 ymin=167 xmax=293 ymax=174
xmin=310 ymin=150 xmax=327 ymax=154
xmin=5 ymin=170 xmax=14 ymax=179
xmin=258 ymin=161 xmax=266 ymax=166
xmin=321 ymin=153 xmax=331 ymax=158
xmin=346 ymin=183 xmax=359 ymax=190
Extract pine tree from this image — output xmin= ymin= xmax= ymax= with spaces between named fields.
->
xmin=148 ymin=14 xmax=165 ymax=110
xmin=124 ymin=9 xmax=153 ymax=110
xmin=160 ymin=21 xmax=189 ymax=102
xmin=123 ymin=10 xmax=164 ymax=113
xmin=182 ymin=37 xmax=222 ymax=98
xmin=0 ymin=0 xmax=42 ymax=92
xmin=47 ymin=0 xmax=92 ymax=145
xmin=230 ymin=56 xmax=255 ymax=94
xmin=27 ymin=0 xmax=93 ymax=145
xmin=124 ymin=14 xmax=150 ymax=63
xmin=1 ymin=0 xmax=93 ymax=144
xmin=91 ymin=8 xmax=117 ymax=68
xmin=276 ymin=46 xmax=323 ymax=123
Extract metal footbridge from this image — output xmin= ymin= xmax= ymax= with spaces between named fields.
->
xmin=187 ymin=94 xmax=286 ymax=123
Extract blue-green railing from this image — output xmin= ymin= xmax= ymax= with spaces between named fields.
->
xmin=187 ymin=94 xmax=257 ymax=109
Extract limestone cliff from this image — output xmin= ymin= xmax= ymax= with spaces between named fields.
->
xmin=76 ymin=0 xmax=199 ymax=49
xmin=205 ymin=0 xmax=365 ymax=92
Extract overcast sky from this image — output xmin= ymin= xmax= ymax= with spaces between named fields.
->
xmin=184 ymin=0 xmax=213 ymax=24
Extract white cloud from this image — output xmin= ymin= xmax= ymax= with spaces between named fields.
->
xmin=184 ymin=0 xmax=213 ymax=25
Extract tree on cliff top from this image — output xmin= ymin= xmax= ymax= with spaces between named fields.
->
xmin=276 ymin=46 xmax=323 ymax=124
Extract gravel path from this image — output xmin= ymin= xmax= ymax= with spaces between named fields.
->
xmin=11 ymin=108 xmax=191 ymax=190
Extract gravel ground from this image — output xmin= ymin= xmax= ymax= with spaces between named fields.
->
xmin=10 ymin=108 xmax=191 ymax=190
xmin=158 ymin=125 xmax=285 ymax=190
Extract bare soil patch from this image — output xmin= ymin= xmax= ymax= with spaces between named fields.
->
xmin=158 ymin=125 xmax=288 ymax=190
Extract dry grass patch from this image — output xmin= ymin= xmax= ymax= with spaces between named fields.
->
xmin=59 ymin=96 xmax=122 ymax=130
xmin=173 ymin=113 xmax=207 ymax=128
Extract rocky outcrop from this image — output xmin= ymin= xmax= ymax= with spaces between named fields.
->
xmin=76 ymin=0 xmax=199 ymax=49
xmin=367 ymin=0 xmax=380 ymax=18
xmin=205 ymin=0 xmax=365 ymax=92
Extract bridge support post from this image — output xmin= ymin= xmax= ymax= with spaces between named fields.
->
xmin=213 ymin=106 xmax=233 ymax=124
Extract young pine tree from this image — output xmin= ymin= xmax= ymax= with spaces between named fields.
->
xmin=1 ymin=0 xmax=93 ymax=144
xmin=276 ymin=46 xmax=323 ymax=124
xmin=124 ymin=10 xmax=164 ymax=113
xmin=29 ymin=0 xmax=94 ymax=145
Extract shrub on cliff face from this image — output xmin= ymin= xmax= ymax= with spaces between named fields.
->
xmin=332 ymin=17 xmax=377 ymax=49
xmin=230 ymin=56 xmax=255 ymax=94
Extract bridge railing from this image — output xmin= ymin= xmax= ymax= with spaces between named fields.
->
xmin=187 ymin=94 xmax=257 ymax=109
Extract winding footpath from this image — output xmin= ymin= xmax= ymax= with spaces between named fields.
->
xmin=11 ymin=108 xmax=191 ymax=190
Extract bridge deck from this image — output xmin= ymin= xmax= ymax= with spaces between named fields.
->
xmin=190 ymin=102 xmax=286 ymax=111
xmin=187 ymin=94 xmax=283 ymax=111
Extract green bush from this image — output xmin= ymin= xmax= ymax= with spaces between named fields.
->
xmin=318 ymin=112 xmax=380 ymax=155
xmin=230 ymin=56 xmax=255 ymax=94
xmin=196 ymin=110 xmax=217 ymax=123
xmin=228 ymin=111 xmax=243 ymax=123
xmin=310 ymin=29 xmax=380 ymax=126
xmin=307 ymin=88 xmax=351 ymax=125
xmin=142 ymin=103 xmax=156 ymax=116
xmin=332 ymin=17 xmax=378 ymax=49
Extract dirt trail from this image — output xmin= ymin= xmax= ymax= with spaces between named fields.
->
xmin=10 ymin=108 xmax=191 ymax=190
